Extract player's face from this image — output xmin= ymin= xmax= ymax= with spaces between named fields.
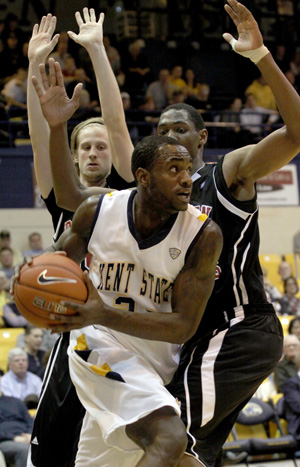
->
xmin=75 ymin=125 xmax=112 ymax=186
xmin=157 ymin=109 xmax=203 ymax=162
xmin=148 ymin=144 xmax=193 ymax=213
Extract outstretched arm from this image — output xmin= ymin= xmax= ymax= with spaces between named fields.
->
xmin=28 ymin=14 xmax=59 ymax=198
xmin=68 ymin=8 xmax=134 ymax=183
xmin=32 ymin=59 xmax=111 ymax=211
xmin=222 ymin=0 xmax=300 ymax=201
xmin=48 ymin=220 xmax=223 ymax=344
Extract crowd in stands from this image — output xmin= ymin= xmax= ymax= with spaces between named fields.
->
xmin=1 ymin=8 xmax=300 ymax=148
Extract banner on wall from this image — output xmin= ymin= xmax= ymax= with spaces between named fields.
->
xmin=257 ymin=164 xmax=299 ymax=206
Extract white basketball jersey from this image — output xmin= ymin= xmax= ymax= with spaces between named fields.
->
xmin=88 ymin=189 xmax=209 ymax=383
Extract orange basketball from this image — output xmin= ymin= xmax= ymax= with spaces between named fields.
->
xmin=14 ymin=253 xmax=88 ymax=327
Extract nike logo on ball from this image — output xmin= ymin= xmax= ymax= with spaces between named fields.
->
xmin=37 ymin=269 xmax=77 ymax=285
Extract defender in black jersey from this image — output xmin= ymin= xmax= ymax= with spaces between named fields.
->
xmin=155 ymin=1 xmax=300 ymax=465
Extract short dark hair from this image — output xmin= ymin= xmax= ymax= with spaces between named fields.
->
xmin=0 ymin=230 xmax=10 ymax=239
xmin=131 ymin=135 xmax=184 ymax=182
xmin=25 ymin=324 xmax=42 ymax=336
xmin=160 ymin=103 xmax=205 ymax=131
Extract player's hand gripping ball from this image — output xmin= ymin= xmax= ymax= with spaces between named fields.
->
xmin=14 ymin=253 xmax=88 ymax=327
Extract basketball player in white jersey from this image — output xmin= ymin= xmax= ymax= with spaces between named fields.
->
xmin=38 ymin=134 xmax=222 ymax=466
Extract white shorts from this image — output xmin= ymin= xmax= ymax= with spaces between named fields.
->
xmin=68 ymin=326 xmax=180 ymax=457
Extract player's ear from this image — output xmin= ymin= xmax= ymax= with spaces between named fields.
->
xmin=135 ymin=168 xmax=150 ymax=187
xmin=198 ymin=129 xmax=208 ymax=147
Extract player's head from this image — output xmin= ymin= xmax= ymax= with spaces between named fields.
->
xmin=132 ymin=135 xmax=192 ymax=213
xmin=157 ymin=103 xmax=207 ymax=172
xmin=70 ymin=117 xmax=111 ymax=187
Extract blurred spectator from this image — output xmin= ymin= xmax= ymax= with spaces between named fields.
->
xmin=274 ymin=44 xmax=290 ymax=72
xmin=278 ymin=257 xmax=293 ymax=282
xmin=66 ymin=67 xmax=98 ymax=102
xmin=17 ymin=328 xmax=58 ymax=353
xmin=0 ymin=230 xmax=23 ymax=266
xmin=169 ymin=89 xmax=185 ymax=105
xmin=1 ymin=67 xmax=28 ymax=112
xmin=293 ymin=230 xmax=300 ymax=256
xmin=1 ymin=32 xmax=23 ymax=80
xmin=2 ymin=13 xmax=24 ymax=44
xmin=48 ymin=33 xmax=71 ymax=71
xmin=22 ymin=232 xmax=43 ymax=258
xmin=184 ymin=68 xmax=201 ymax=98
xmin=274 ymin=334 xmax=300 ymax=392
xmin=146 ymin=69 xmax=171 ymax=110
xmin=168 ymin=65 xmax=187 ymax=93
xmin=121 ymin=91 xmax=131 ymax=111
xmin=3 ymin=301 xmax=28 ymax=329
xmin=0 ymin=271 xmax=7 ymax=328
xmin=245 ymin=74 xmax=277 ymax=110
xmin=0 ymin=373 xmax=33 ymax=467
xmin=103 ymin=35 xmax=121 ymax=75
xmin=23 ymin=326 xmax=45 ymax=379
xmin=283 ymin=349 xmax=300 ymax=446
xmin=263 ymin=267 xmax=282 ymax=302
xmin=0 ymin=247 xmax=14 ymax=284
xmin=194 ymin=84 xmax=212 ymax=111
xmin=1 ymin=348 xmax=42 ymax=408
xmin=123 ymin=40 xmax=151 ymax=93
xmin=289 ymin=317 xmax=300 ymax=341
xmin=71 ymin=88 xmax=100 ymax=121
xmin=253 ymin=374 xmax=277 ymax=400
xmin=62 ymin=56 xmax=77 ymax=84
xmin=240 ymin=93 xmax=279 ymax=142
xmin=278 ymin=277 xmax=300 ymax=316
xmin=215 ymin=97 xmax=248 ymax=148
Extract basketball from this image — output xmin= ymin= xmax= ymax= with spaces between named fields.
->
xmin=14 ymin=253 xmax=88 ymax=327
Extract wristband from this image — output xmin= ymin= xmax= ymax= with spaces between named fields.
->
xmin=230 ymin=38 xmax=269 ymax=64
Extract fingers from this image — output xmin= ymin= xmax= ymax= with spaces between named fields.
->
xmin=75 ymin=11 xmax=83 ymax=27
xmin=32 ymin=76 xmax=43 ymax=97
xmin=52 ymin=251 xmax=67 ymax=256
xmin=50 ymin=33 xmax=60 ymax=51
xmin=222 ymin=32 xmax=234 ymax=44
xmin=48 ymin=14 xmax=57 ymax=36
xmin=49 ymin=58 xmax=57 ymax=87
xmin=39 ymin=63 xmax=50 ymax=91
xmin=99 ymin=12 xmax=105 ymax=25
xmin=54 ymin=60 xmax=65 ymax=87
xmin=72 ymin=83 xmax=83 ymax=104
xmin=83 ymin=7 xmax=90 ymax=23
xmin=39 ymin=15 xmax=47 ymax=33
xmin=32 ymin=23 xmax=39 ymax=37
xmin=90 ymin=9 xmax=97 ymax=23
xmin=67 ymin=31 xmax=77 ymax=42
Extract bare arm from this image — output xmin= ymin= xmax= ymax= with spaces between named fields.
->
xmin=222 ymin=0 xmax=300 ymax=201
xmin=68 ymin=8 xmax=134 ymax=183
xmin=48 ymin=220 xmax=223 ymax=344
xmin=32 ymin=59 xmax=111 ymax=211
xmin=28 ymin=14 xmax=59 ymax=198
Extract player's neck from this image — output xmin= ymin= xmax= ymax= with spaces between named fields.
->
xmin=192 ymin=152 xmax=204 ymax=175
xmin=134 ymin=195 xmax=173 ymax=241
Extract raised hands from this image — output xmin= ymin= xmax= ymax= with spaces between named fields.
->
xmin=28 ymin=14 xmax=59 ymax=63
xmin=32 ymin=58 xmax=82 ymax=128
xmin=68 ymin=8 xmax=104 ymax=50
xmin=223 ymin=0 xmax=263 ymax=52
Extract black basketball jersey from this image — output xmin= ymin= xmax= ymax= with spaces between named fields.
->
xmin=189 ymin=155 xmax=271 ymax=337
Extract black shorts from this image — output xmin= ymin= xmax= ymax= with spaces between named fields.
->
xmin=167 ymin=308 xmax=283 ymax=467
xmin=30 ymin=333 xmax=85 ymax=467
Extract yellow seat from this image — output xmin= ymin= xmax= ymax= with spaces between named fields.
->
xmin=0 ymin=327 xmax=25 ymax=372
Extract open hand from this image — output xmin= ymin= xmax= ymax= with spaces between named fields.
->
xmin=223 ymin=0 xmax=263 ymax=52
xmin=48 ymin=271 xmax=106 ymax=333
xmin=68 ymin=8 xmax=104 ymax=50
xmin=32 ymin=58 xmax=82 ymax=128
xmin=28 ymin=14 xmax=59 ymax=63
